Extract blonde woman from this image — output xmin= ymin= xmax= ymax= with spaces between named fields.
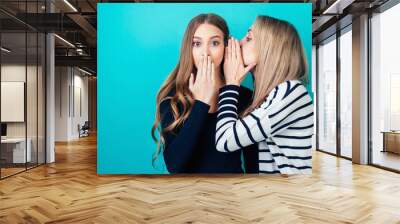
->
xmin=216 ymin=15 xmax=314 ymax=175
xmin=151 ymin=13 xmax=258 ymax=174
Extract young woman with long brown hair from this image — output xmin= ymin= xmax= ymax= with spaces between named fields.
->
xmin=216 ymin=15 xmax=314 ymax=175
xmin=151 ymin=13 xmax=258 ymax=174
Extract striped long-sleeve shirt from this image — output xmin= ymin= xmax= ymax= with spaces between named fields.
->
xmin=215 ymin=79 xmax=314 ymax=175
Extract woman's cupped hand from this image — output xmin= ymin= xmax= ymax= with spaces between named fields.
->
xmin=223 ymin=37 xmax=256 ymax=86
xmin=189 ymin=54 xmax=218 ymax=105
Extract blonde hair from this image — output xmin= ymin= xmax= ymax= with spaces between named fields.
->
xmin=243 ymin=15 xmax=308 ymax=115
xmin=151 ymin=14 xmax=229 ymax=166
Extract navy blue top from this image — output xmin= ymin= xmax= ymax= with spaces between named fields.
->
xmin=160 ymin=86 xmax=259 ymax=174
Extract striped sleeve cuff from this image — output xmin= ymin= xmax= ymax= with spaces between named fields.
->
xmin=218 ymin=85 xmax=240 ymax=120
xmin=219 ymin=84 xmax=240 ymax=94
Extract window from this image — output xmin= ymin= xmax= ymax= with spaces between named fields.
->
xmin=317 ymin=36 xmax=337 ymax=155
xmin=339 ymin=28 xmax=352 ymax=158
xmin=370 ymin=3 xmax=400 ymax=171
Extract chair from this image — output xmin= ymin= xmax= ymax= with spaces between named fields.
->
xmin=78 ymin=121 xmax=90 ymax=138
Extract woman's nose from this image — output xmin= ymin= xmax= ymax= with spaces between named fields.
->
xmin=202 ymin=49 xmax=210 ymax=57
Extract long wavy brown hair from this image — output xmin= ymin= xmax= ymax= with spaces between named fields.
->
xmin=243 ymin=15 xmax=308 ymax=116
xmin=151 ymin=13 xmax=229 ymax=166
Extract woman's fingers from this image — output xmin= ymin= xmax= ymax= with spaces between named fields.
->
xmin=207 ymin=56 xmax=212 ymax=80
xmin=211 ymin=62 xmax=215 ymax=83
xmin=235 ymin=39 xmax=243 ymax=64
xmin=225 ymin=46 xmax=229 ymax=61
xmin=198 ymin=54 xmax=204 ymax=78
xmin=231 ymin=38 xmax=236 ymax=60
xmin=201 ymin=54 xmax=207 ymax=79
xmin=232 ymin=38 xmax=238 ymax=60
xmin=200 ymin=55 xmax=207 ymax=80
xmin=227 ymin=39 xmax=231 ymax=61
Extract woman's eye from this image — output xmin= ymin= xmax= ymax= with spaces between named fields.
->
xmin=192 ymin=41 xmax=201 ymax=47
xmin=212 ymin=41 xmax=220 ymax=46
xmin=246 ymin=37 xmax=252 ymax=42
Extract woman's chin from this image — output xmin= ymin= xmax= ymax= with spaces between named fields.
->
xmin=243 ymin=61 xmax=252 ymax=67
xmin=244 ymin=62 xmax=256 ymax=70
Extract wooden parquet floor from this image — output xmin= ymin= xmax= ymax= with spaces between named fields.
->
xmin=1 ymin=134 xmax=400 ymax=224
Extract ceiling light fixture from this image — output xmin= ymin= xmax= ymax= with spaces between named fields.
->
xmin=63 ymin=0 xmax=78 ymax=12
xmin=1 ymin=47 xmax=11 ymax=53
xmin=54 ymin=34 xmax=75 ymax=48
xmin=322 ymin=0 xmax=354 ymax=15
xmin=78 ymin=67 xmax=93 ymax=76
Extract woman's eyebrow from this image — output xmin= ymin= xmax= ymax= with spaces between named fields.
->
xmin=194 ymin=35 xmax=222 ymax=39
xmin=210 ymin=35 xmax=222 ymax=39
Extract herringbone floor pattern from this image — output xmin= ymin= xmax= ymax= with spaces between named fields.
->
xmin=1 ymin=134 xmax=400 ymax=223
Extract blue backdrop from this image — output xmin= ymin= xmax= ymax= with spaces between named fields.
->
xmin=98 ymin=3 xmax=312 ymax=174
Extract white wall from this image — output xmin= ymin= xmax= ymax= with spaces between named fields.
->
xmin=1 ymin=66 xmax=26 ymax=138
xmin=55 ymin=66 xmax=69 ymax=141
xmin=1 ymin=65 xmax=40 ymax=137
xmin=55 ymin=67 xmax=89 ymax=141
xmin=1 ymin=63 xmax=46 ymax=164
xmin=1 ymin=82 xmax=25 ymax=122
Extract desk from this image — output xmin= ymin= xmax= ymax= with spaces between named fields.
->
xmin=381 ymin=131 xmax=400 ymax=155
xmin=1 ymin=138 xmax=31 ymax=163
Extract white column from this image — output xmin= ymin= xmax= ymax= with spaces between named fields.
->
xmin=352 ymin=14 xmax=369 ymax=164
xmin=45 ymin=1 xmax=55 ymax=163
xmin=46 ymin=33 xmax=55 ymax=163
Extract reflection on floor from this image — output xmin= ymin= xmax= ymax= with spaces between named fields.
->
xmin=373 ymin=150 xmax=400 ymax=171
xmin=0 ymin=163 xmax=41 ymax=178
xmin=0 ymin=167 xmax=25 ymax=178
